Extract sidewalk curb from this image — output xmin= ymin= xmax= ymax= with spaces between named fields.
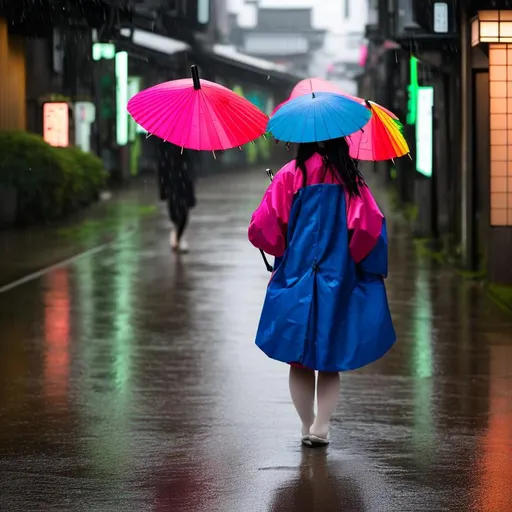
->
xmin=0 ymin=230 xmax=135 ymax=294
xmin=414 ymin=238 xmax=512 ymax=315
xmin=486 ymin=285 xmax=512 ymax=315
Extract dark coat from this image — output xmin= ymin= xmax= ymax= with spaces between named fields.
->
xmin=158 ymin=145 xmax=196 ymax=223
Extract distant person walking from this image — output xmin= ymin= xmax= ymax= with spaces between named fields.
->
xmin=158 ymin=143 xmax=196 ymax=253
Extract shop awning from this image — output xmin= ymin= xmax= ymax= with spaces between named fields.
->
xmin=206 ymin=44 xmax=302 ymax=86
xmin=114 ymin=28 xmax=300 ymax=92
xmin=118 ymin=28 xmax=190 ymax=56
xmin=212 ymin=45 xmax=288 ymax=73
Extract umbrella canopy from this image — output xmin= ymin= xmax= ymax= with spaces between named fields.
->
xmin=127 ymin=65 xmax=268 ymax=151
xmin=347 ymin=101 xmax=410 ymax=161
xmin=267 ymin=92 xmax=371 ymax=144
xmin=270 ymin=99 xmax=287 ymax=117
xmin=290 ymin=77 xmax=362 ymax=102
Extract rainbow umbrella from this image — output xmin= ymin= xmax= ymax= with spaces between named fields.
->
xmin=347 ymin=101 xmax=410 ymax=161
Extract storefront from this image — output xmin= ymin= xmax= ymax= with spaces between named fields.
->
xmin=464 ymin=8 xmax=512 ymax=283
xmin=114 ymin=28 xmax=297 ymax=176
xmin=0 ymin=18 xmax=26 ymax=131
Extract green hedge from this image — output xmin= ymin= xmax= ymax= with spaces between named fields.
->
xmin=0 ymin=131 xmax=107 ymax=224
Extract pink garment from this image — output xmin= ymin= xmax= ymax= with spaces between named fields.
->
xmin=248 ymin=153 xmax=384 ymax=263
xmin=359 ymin=44 xmax=368 ymax=68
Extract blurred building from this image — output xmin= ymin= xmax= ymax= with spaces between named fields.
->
xmin=0 ymin=0 xmax=119 ymax=133
xmin=228 ymin=4 xmax=325 ymax=76
xmin=312 ymin=0 xmax=372 ymax=96
xmin=0 ymin=0 xmax=297 ymax=182
xmin=0 ymin=0 xmax=136 ymax=182
xmin=360 ymin=0 xmax=512 ymax=285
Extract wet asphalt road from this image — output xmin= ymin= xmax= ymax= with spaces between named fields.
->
xmin=0 ymin=170 xmax=512 ymax=512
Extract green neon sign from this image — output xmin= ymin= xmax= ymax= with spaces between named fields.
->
xmin=416 ymin=86 xmax=434 ymax=178
xmin=127 ymin=76 xmax=142 ymax=141
xmin=115 ymin=51 xmax=128 ymax=146
xmin=92 ymin=43 xmax=115 ymax=61
xmin=407 ymin=56 xmax=419 ymax=125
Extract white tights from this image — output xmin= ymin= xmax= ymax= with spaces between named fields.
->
xmin=289 ymin=366 xmax=340 ymax=439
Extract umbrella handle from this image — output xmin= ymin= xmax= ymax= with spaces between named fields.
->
xmin=191 ymin=65 xmax=201 ymax=90
xmin=259 ymin=168 xmax=275 ymax=273
xmin=260 ymin=250 xmax=274 ymax=273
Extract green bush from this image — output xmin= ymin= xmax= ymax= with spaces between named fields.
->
xmin=55 ymin=146 xmax=107 ymax=211
xmin=0 ymin=131 xmax=107 ymax=225
xmin=54 ymin=147 xmax=84 ymax=213
xmin=67 ymin=147 xmax=108 ymax=197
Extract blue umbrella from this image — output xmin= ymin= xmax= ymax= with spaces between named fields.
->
xmin=267 ymin=92 xmax=371 ymax=143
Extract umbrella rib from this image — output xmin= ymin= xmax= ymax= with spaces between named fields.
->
xmin=202 ymin=90 xmax=244 ymax=150
xmin=203 ymin=89 xmax=230 ymax=150
xmin=225 ymin=101 xmax=266 ymax=146
xmin=130 ymin=79 xmax=266 ymax=151
xmin=201 ymin=91 xmax=234 ymax=149
xmin=129 ymin=87 xmax=187 ymax=132
xmin=164 ymin=89 xmax=193 ymax=144
xmin=324 ymin=101 xmax=347 ymax=140
xmin=318 ymin=102 xmax=332 ymax=141
xmin=173 ymin=88 xmax=198 ymax=148
xmin=313 ymin=95 xmax=370 ymax=141
xmin=203 ymin=91 xmax=266 ymax=149
xmin=344 ymin=101 xmax=407 ymax=161
xmin=132 ymin=86 xmax=194 ymax=146
xmin=224 ymin=95 xmax=268 ymax=142
xmin=299 ymin=103 xmax=310 ymax=143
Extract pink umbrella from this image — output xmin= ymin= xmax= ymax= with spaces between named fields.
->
xmin=290 ymin=78 xmax=362 ymax=102
xmin=270 ymin=100 xmax=287 ymax=117
xmin=127 ymin=66 xmax=268 ymax=152
xmin=270 ymin=78 xmax=363 ymax=117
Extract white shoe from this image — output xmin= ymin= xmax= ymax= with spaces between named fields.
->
xmin=308 ymin=434 xmax=330 ymax=447
xmin=301 ymin=422 xmax=313 ymax=446
xmin=170 ymin=230 xmax=179 ymax=251
xmin=301 ymin=434 xmax=312 ymax=446
xmin=178 ymin=238 xmax=189 ymax=253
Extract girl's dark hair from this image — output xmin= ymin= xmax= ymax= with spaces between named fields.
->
xmin=295 ymin=137 xmax=365 ymax=197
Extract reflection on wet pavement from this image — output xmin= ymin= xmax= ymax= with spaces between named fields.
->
xmin=0 ymin=171 xmax=511 ymax=511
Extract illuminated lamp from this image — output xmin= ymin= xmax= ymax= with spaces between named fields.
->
xmin=471 ymin=11 xmax=512 ymax=46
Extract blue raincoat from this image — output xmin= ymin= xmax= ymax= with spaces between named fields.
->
xmin=248 ymin=156 xmax=396 ymax=372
